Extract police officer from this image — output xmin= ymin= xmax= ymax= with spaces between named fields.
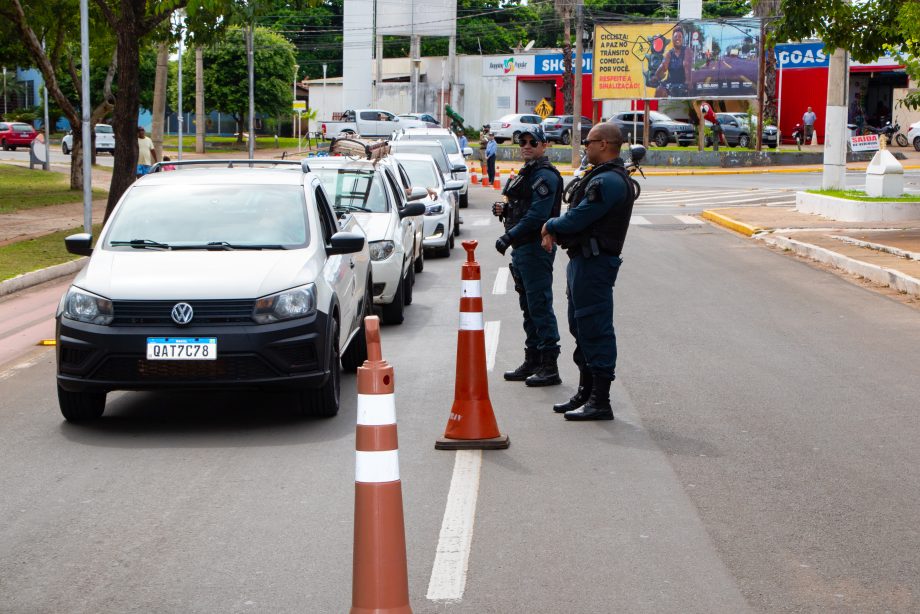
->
xmin=540 ymin=123 xmax=636 ymax=420
xmin=492 ymin=125 xmax=563 ymax=387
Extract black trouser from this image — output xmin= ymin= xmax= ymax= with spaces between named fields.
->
xmin=487 ymin=155 xmax=496 ymax=183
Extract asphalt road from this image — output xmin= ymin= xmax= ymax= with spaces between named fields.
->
xmin=1 ymin=179 xmax=920 ymax=612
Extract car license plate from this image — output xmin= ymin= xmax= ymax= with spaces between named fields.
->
xmin=146 ymin=337 xmax=217 ymax=360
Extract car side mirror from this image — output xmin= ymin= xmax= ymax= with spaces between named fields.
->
xmin=463 ymin=147 xmax=473 ymax=157
xmin=407 ymin=186 xmax=428 ymax=202
xmin=451 ymin=163 xmax=467 ymax=173
xmin=65 ymin=233 xmax=93 ymax=256
xmin=444 ymin=180 xmax=464 ymax=191
xmin=399 ymin=202 xmax=426 ymax=218
xmin=629 ymin=144 xmax=646 ymax=164
xmin=327 ymin=231 xmax=365 ymax=255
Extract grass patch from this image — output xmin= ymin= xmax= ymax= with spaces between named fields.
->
xmin=0 ymin=224 xmax=101 ymax=282
xmin=162 ymin=135 xmax=318 ymax=151
xmin=0 ymin=164 xmax=107 ymax=213
xmin=806 ymin=189 xmax=920 ymax=202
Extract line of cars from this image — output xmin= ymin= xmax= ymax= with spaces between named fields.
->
xmin=53 ymin=128 xmax=470 ymax=423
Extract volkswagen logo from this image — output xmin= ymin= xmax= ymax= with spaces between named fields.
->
xmin=171 ymin=302 xmax=194 ymax=325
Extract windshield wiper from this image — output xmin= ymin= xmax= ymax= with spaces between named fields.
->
xmin=170 ymin=241 xmax=286 ymax=251
xmin=109 ymin=239 xmax=171 ymax=250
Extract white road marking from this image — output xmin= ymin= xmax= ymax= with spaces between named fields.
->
xmin=470 ymin=218 xmax=491 ymax=226
xmin=426 ymin=449 xmax=483 ymax=603
xmin=484 ymin=321 xmax=500 ymax=372
xmin=492 ymin=267 xmax=509 ymax=295
xmin=675 ymin=215 xmax=705 ymax=225
xmin=630 ymin=216 xmax=652 ymax=225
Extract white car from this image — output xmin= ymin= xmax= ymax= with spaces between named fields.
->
xmin=378 ymin=155 xmax=427 ymax=274
xmin=62 ymin=124 xmax=115 ymax=155
xmin=393 ymin=153 xmax=464 ymax=257
xmin=397 ymin=113 xmax=440 ymax=128
xmin=393 ymin=127 xmax=473 ymax=208
xmin=388 ymin=139 xmax=463 ymax=219
xmin=55 ymin=160 xmax=371 ymax=421
xmin=908 ymin=121 xmax=920 ymax=151
xmin=310 ymin=157 xmax=426 ymax=325
xmin=488 ymin=113 xmax=544 ymax=144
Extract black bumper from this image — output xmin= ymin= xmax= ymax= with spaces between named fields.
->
xmin=56 ymin=312 xmax=331 ymax=393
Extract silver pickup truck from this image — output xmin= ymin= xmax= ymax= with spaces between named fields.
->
xmin=320 ymin=109 xmax=427 ymax=139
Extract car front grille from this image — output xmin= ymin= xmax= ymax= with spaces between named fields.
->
xmin=112 ymin=299 xmax=255 ymax=326
xmin=92 ymin=354 xmax=279 ymax=381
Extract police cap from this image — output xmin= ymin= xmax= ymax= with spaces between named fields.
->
xmin=519 ymin=125 xmax=547 ymax=144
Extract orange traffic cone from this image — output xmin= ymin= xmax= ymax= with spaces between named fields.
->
xmin=481 ymin=174 xmax=488 ymax=187
xmin=352 ymin=315 xmax=412 ymax=614
xmin=470 ymin=169 xmax=479 ymax=185
xmin=436 ymin=241 xmax=510 ymax=450
xmin=493 ymin=174 xmax=502 ymax=190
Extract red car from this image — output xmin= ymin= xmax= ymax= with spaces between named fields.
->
xmin=0 ymin=122 xmax=38 ymax=150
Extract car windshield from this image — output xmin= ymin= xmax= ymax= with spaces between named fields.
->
xmin=312 ymin=168 xmax=389 ymax=213
xmin=95 ymin=125 xmax=113 ymax=133
xmin=104 ymin=184 xmax=308 ymax=249
xmin=12 ymin=124 xmax=34 ymax=133
xmin=543 ymin=116 xmax=562 ymax=124
xmin=649 ymin=112 xmax=673 ymax=122
xmin=402 ymin=134 xmax=459 ymax=154
xmin=500 ymin=114 xmax=518 ymax=122
xmin=390 ymin=144 xmax=448 ymax=172
xmin=399 ymin=160 xmax=440 ymax=189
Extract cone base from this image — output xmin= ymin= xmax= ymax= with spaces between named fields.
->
xmin=435 ymin=434 xmax=510 ymax=450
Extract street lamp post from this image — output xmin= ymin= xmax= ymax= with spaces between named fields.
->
xmin=294 ymin=64 xmax=299 ymax=153
xmin=177 ymin=17 xmax=184 ymax=161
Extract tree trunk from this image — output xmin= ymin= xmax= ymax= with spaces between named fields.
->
xmin=70 ymin=131 xmax=84 ymax=191
xmin=236 ymin=114 xmax=244 ymax=144
xmin=561 ymin=11 xmax=573 ymax=115
xmin=106 ymin=23 xmax=143 ymax=221
xmin=151 ymin=42 xmax=168 ymax=160
xmin=754 ymin=0 xmax=781 ymax=125
xmin=195 ymin=45 xmax=205 ymax=153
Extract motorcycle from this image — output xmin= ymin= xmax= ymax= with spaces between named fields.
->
xmin=867 ymin=121 xmax=909 ymax=147
xmin=791 ymin=122 xmax=805 ymax=150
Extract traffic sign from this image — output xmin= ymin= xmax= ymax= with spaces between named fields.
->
xmin=535 ymin=98 xmax=553 ymax=119
xmin=292 ymin=101 xmax=307 ymax=113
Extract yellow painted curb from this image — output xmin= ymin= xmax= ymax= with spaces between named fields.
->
xmin=701 ymin=210 xmax=763 ymax=237
xmin=38 ymin=339 xmax=56 ymax=346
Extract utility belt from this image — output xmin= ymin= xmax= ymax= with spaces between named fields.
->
xmin=565 ymin=237 xmax=623 ymax=259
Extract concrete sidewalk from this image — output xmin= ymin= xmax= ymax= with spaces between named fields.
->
xmin=702 ymin=206 xmax=920 ymax=301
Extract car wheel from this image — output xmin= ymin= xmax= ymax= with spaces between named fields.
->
xmin=341 ymin=283 xmax=372 ymax=373
xmin=381 ymin=274 xmax=405 ymax=325
xmin=914 ymin=137 xmax=920 ymax=152
xmin=1 ymin=140 xmax=7 ymax=151
xmin=512 ymin=131 xmax=521 ymax=144
xmin=561 ymin=130 xmax=571 ymax=145
xmin=654 ymin=131 xmax=668 ymax=147
xmin=58 ymin=384 xmax=106 ymax=422
xmin=62 ymin=142 xmax=70 ymax=155
xmin=299 ymin=319 xmax=340 ymax=417
xmin=738 ymin=134 xmax=751 ymax=148
xmin=459 ymin=191 xmax=468 ymax=209
xmin=8 ymin=145 xmax=15 ymax=151
xmin=404 ymin=264 xmax=415 ymax=306
xmin=414 ymin=244 xmax=424 ymax=273
xmin=896 ymin=133 xmax=908 ymax=148
xmin=495 ymin=138 xmax=506 ymax=144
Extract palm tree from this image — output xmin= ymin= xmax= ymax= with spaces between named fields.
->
xmin=555 ymin=0 xmax=575 ymax=114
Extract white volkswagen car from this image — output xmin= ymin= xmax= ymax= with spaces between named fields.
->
xmin=309 ymin=157 xmax=426 ymax=325
xmin=489 ymin=113 xmax=544 ymax=144
xmin=55 ymin=160 xmax=371 ymax=422
xmin=62 ymin=124 xmax=115 ymax=155
xmin=393 ymin=153 xmax=464 ymax=257
xmin=393 ymin=128 xmax=472 ymax=207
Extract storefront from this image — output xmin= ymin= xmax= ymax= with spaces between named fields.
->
xmin=518 ymin=53 xmax=602 ymax=119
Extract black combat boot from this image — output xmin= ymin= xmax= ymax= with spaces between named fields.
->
xmin=553 ymin=369 xmax=593 ymax=413
xmin=525 ymin=351 xmax=562 ymax=387
xmin=564 ymin=375 xmax=614 ymax=421
xmin=504 ymin=348 xmax=540 ymax=381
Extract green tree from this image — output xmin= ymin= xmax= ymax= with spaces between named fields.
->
xmin=202 ymin=26 xmax=296 ymax=143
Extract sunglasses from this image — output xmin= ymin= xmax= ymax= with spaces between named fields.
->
xmin=519 ymin=138 xmax=541 ymax=147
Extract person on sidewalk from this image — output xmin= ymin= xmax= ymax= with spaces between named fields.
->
xmin=492 ymin=125 xmax=563 ymax=387
xmin=485 ymin=133 xmax=497 ymax=184
xmin=479 ymin=125 xmax=490 ymax=177
xmin=541 ymin=123 xmax=636 ymax=421
xmin=802 ymin=107 xmax=817 ymax=144
xmin=136 ymin=126 xmax=157 ymax=177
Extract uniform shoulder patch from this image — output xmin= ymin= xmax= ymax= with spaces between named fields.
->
xmin=586 ymin=176 xmax=604 ymax=201
xmin=532 ymin=176 xmax=550 ymax=197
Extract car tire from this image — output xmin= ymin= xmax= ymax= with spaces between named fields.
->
xmin=381 ymin=274 xmax=405 ymax=325
xmin=654 ymin=132 xmax=668 ymax=147
xmin=8 ymin=145 xmax=14 ymax=151
xmin=299 ymin=319 xmax=341 ymax=417
xmin=896 ymin=133 xmax=908 ymax=148
xmin=914 ymin=137 xmax=920 ymax=152
xmin=58 ymin=384 xmax=106 ymax=422
xmin=459 ymin=191 xmax=468 ymax=208
xmin=738 ymin=134 xmax=751 ymax=148
xmin=341 ymin=283 xmax=372 ymax=373
xmin=404 ymin=265 xmax=415 ymax=306
xmin=495 ymin=138 xmax=506 ymax=144
xmin=512 ymin=131 xmax=521 ymax=144
xmin=561 ymin=130 xmax=571 ymax=145
xmin=414 ymin=244 xmax=424 ymax=273
xmin=62 ymin=142 xmax=70 ymax=155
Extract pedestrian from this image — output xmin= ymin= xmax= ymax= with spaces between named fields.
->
xmin=479 ymin=124 xmax=490 ymax=177
xmin=161 ymin=155 xmax=177 ymax=171
xmin=136 ymin=126 xmax=157 ymax=177
xmin=485 ymin=132 xmax=497 ymax=184
xmin=457 ymin=129 xmax=469 ymax=151
xmin=540 ymin=123 xmax=637 ymax=421
xmin=802 ymin=106 xmax=817 ymax=144
xmin=850 ymin=93 xmax=865 ymax=135
xmin=492 ymin=125 xmax=563 ymax=387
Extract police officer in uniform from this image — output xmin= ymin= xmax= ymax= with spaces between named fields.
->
xmin=541 ymin=123 xmax=636 ymax=420
xmin=492 ymin=125 xmax=563 ymax=387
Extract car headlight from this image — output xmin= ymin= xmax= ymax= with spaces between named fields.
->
xmin=369 ymin=240 xmax=396 ymax=261
xmin=253 ymin=283 xmax=317 ymax=323
xmin=62 ymin=286 xmax=114 ymax=325
xmin=426 ymin=204 xmax=444 ymax=216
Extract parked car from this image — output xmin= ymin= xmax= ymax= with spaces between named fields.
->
xmin=321 ymin=109 xmax=421 ymax=139
xmin=712 ymin=113 xmax=753 ymax=148
xmin=909 ymin=121 xmax=920 ymax=151
xmin=0 ymin=121 xmax=38 ymax=151
xmin=393 ymin=127 xmax=472 ymax=207
xmin=609 ymin=111 xmax=696 ymax=147
xmin=309 ymin=157 xmax=426 ymax=325
xmin=55 ymin=160 xmax=372 ymax=422
xmin=722 ymin=112 xmax=778 ymax=147
xmin=397 ymin=113 xmax=440 ymax=127
xmin=541 ymin=115 xmax=592 ymax=145
xmin=388 ymin=139 xmax=463 ymax=214
xmin=488 ymin=113 xmax=544 ymax=144
xmin=393 ymin=153 xmax=464 ymax=257
xmin=62 ymin=124 xmax=115 ymax=155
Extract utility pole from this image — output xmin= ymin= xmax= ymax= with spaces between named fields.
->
xmin=41 ymin=40 xmax=50 ymax=171
xmin=79 ymin=0 xmax=91 ymax=233
xmin=195 ymin=46 xmax=205 ymax=153
xmin=247 ymin=24 xmax=255 ymax=161
xmin=571 ymin=0 xmax=584 ymax=168
xmin=822 ymin=48 xmax=848 ymax=189
xmin=177 ymin=16 xmax=184 ymax=161
xmin=2 ymin=66 xmax=6 ymax=117
xmin=756 ymin=20 xmax=765 ymax=152
xmin=294 ymin=64 xmax=300 ymax=153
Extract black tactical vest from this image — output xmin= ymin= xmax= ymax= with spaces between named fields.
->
xmin=501 ymin=157 xmax=563 ymax=246
xmin=557 ymin=159 xmax=637 ymax=257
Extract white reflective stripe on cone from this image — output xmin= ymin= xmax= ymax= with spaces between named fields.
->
xmin=461 ymin=280 xmax=482 ymax=298
xmin=459 ymin=312 xmax=484 ymax=331
xmin=355 ymin=450 xmax=400 ymax=483
xmin=356 ymin=393 xmax=397 ymax=426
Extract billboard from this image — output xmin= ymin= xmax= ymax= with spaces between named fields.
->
xmin=593 ymin=20 xmax=762 ymax=100
xmin=376 ymin=0 xmax=456 ymax=37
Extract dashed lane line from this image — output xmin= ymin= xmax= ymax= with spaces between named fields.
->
xmin=492 ymin=267 xmax=509 ymax=295
xmin=630 ymin=216 xmax=652 ymax=225
xmin=484 ymin=321 xmax=500 ymax=373
xmin=674 ymin=215 xmax=705 ymax=225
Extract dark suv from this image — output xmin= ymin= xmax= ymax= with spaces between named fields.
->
xmin=609 ymin=111 xmax=696 ymax=147
xmin=541 ymin=115 xmax=593 ymax=145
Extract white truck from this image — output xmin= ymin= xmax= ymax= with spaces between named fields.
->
xmin=321 ymin=109 xmax=428 ymax=140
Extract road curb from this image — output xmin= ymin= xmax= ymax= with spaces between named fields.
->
xmin=0 ymin=258 xmax=86 ymax=298
xmin=760 ymin=234 xmax=920 ymax=297
xmin=700 ymin=210 xmax=763 ymax=236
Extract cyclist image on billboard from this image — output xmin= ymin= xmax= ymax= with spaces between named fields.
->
xmin=652 ymin=28 xmax=692 ymax=98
